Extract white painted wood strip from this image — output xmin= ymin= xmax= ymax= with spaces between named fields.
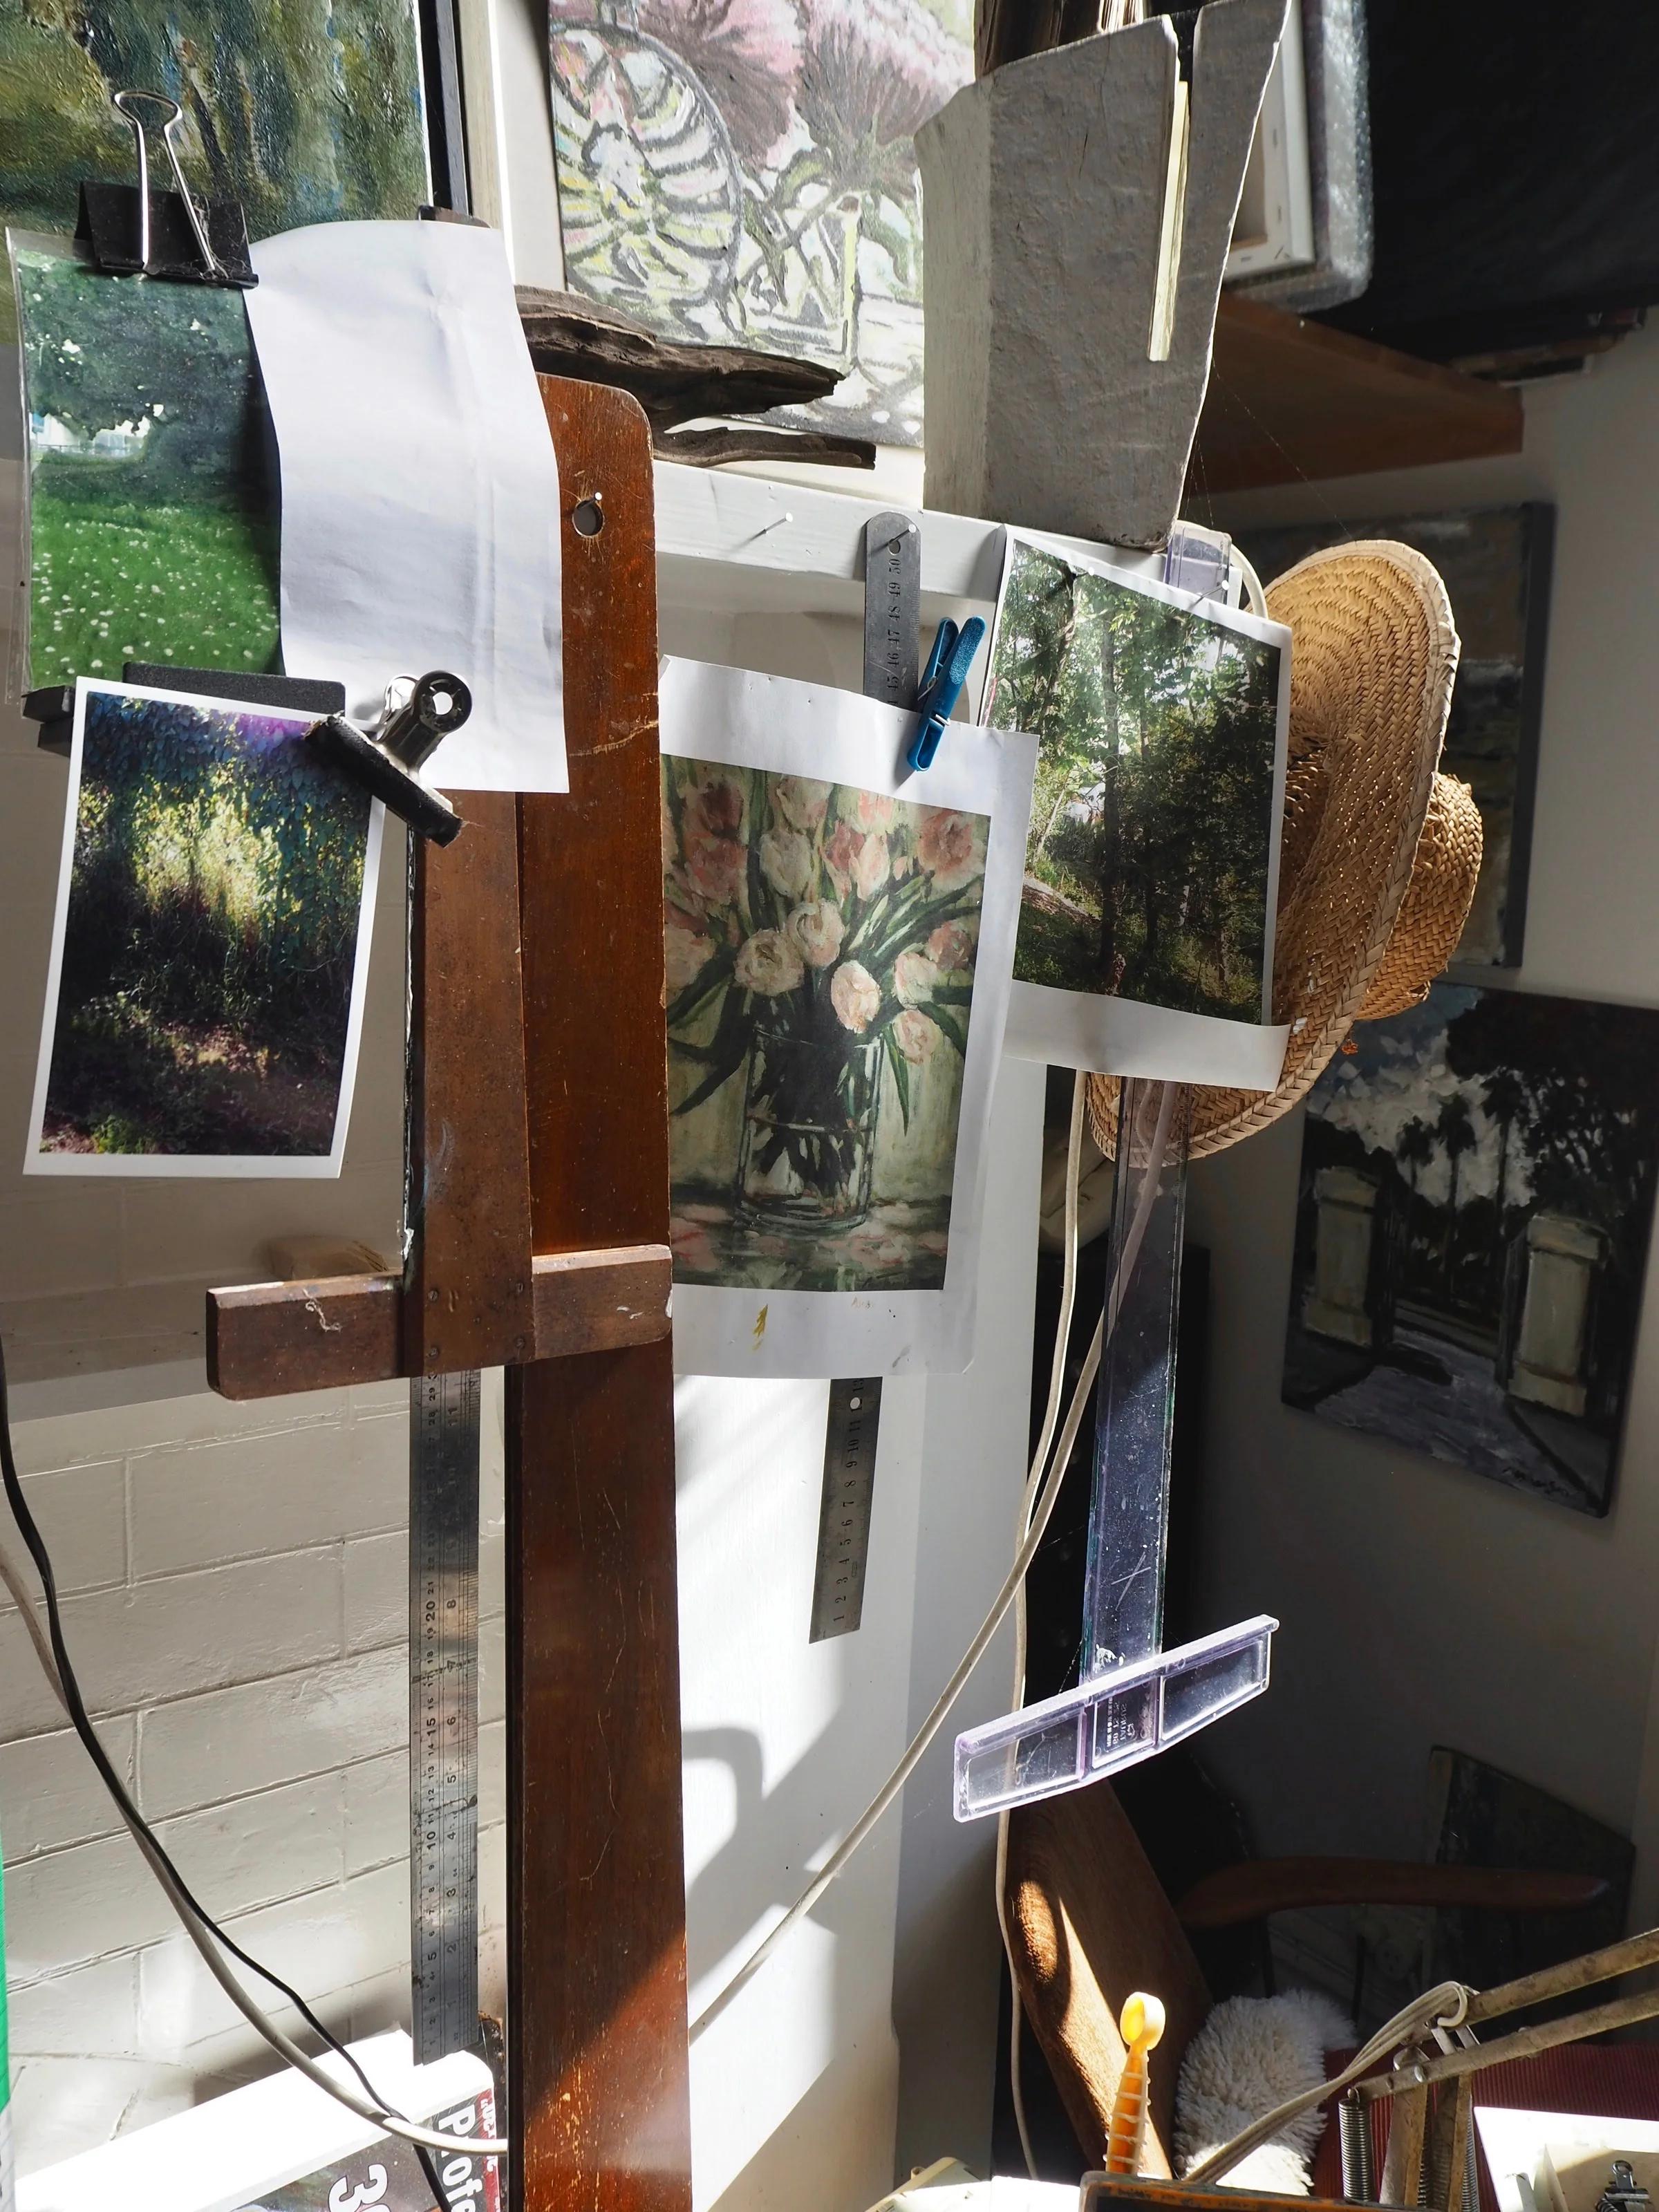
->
xmin=651 ymin=460 xmax=1217 ymax=604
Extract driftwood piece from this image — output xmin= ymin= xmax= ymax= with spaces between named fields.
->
xmin=516 ymin=285 xmax=840 ymax=435
xmin=653 ymin=425 xmax=874 ymax=470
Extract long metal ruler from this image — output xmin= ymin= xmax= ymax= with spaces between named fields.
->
xmin=409 ymin=1368 xmax=480 ymax=2062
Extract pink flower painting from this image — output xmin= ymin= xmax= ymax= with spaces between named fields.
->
xmin=662 ymin=754 xmax=988 ymax=1293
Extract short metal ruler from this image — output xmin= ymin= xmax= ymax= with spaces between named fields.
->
xmin=409 ymin=1368 xmax=480 ymax=2062
xmin=809 ymin=1378 xmax=885 ymax=1641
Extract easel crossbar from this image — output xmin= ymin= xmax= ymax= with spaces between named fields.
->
xmin=207 ymin=1243 xmax=671 ymax=1398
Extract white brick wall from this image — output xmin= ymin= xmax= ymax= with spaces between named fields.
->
xmin=1 ymin=1374 xmax=509 ymax=2177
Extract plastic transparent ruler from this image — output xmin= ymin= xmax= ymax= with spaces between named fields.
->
xmin=809 ymin=1378 xmax=884 ymax=1641
xmin=409 ymin=1369 xmax=480 ymax=2061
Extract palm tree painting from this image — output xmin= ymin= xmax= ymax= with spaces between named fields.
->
xmin=547 ymin=0 xmax=973 ymax=445
xmin=1435 ymin=1091 xmax=1476 ymax=1276
xmin=1282 ymin=982 xmax=1659 ymax=1518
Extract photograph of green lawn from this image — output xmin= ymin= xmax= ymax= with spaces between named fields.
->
xmin=32 ymin=687 xmax=376 ymax=1164
xmin=986 ymin=539 xmax=1284 ymax=1024
xmin=14 ymin=238 xmax=281 ymax=690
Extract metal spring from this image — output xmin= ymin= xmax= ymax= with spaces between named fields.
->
xmin=1340 ymin=2090 xmax=1376 ymax=2202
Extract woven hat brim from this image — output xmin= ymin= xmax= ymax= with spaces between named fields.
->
xmin=1087 ymin=540 xmax=1461 ymax=1162
xmin=1359 ymin=772 xmax=1482 ymax=1021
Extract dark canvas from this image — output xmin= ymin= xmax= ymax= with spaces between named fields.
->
xmin=1282 ymin=982 xmax=1659 ymax=1518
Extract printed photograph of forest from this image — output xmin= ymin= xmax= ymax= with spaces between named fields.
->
xmin=36 ymin=688 xmax=375 ymax=1161
xmin=986 ymin=539 xmax=1284 ymax=1023
xmin=1282 ymin=982 xmax=1659 ymax=1517
xmin=15 ymin=239 xmax=281 ymax=689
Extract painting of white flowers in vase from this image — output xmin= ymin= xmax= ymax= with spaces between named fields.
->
xmin=663 ymin=757 xmax=987 ymax=1291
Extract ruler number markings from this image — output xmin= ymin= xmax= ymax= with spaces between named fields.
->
xmin=408 ymin=1369 xmax=481 ymax=2062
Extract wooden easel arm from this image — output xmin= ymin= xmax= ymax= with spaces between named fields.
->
xmin=1176 ymin=1856 xmax=1609 ymax=1930
xmin=207 ymin=1242 xmax=671 ymax=1398
xmin=532 ymin=1244 xmax=672 ymax=1357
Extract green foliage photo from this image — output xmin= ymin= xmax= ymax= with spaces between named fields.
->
xmin=15 ymin=240 xmax=281 ymax=688
xmin=41 ymin=691 xmax=372 ymax=1158
xmin=987 ymin=542 xmax=1283 ymax=1023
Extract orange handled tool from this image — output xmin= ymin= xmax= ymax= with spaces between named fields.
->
xmin=1105 ymin=1991 xmax=1167 ymax=2177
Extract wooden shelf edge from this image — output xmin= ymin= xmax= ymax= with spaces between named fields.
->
xmin=1193 ymin=292 xmax=1526 ymax=495
xmin=207 ymin=1244 xmax=673 ymax=1400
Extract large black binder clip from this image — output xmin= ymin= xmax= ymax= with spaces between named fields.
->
xmin=307 ymin=672 xmax=472 ymax=847
xmin=76 ymin=89 xmax=256 ymax=289
xmin=26 ymin=663 xmax=470 ymax=849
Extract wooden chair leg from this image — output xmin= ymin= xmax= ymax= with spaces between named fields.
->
xmin=1380 ymin=2081 xmax=1428 ymax=2210
xmin=1425 ymin=2076 xmax=1474 ymax=2212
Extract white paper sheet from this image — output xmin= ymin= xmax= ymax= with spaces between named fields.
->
xmin=246 ymin=221 xmax=566 ymax=794
xmin=986 ymin=531 xmax=1293 ymax=1089
xmin=660 ymin=658 xmax=1038 ymax=1379
xmin=26 ymin=681 xmax=382 ymax=1177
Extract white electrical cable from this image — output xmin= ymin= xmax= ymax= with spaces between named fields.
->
xmin=691 ymin=1082 xmax=1176 ymax=2047
xmin=691 ymin=1306 xmax=1105 ymax=2040
xmin=1234 ymin=545 xmax=1269 ymax=620
xmin=0 ymin=1533 xmax=510 ymax=2162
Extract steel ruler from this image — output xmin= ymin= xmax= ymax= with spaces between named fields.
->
xmin=409 ymin=1368 xmax=480 ymax=2062
xmin=809 ymin=1378 xmax=885 ymax=1641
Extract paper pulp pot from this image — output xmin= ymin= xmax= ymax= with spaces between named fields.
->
xmin=917 ymin=0 xmax=1288 ymax=552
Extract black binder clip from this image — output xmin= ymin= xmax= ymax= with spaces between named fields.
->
xmin=76 ymin=89 xmax=256 ymax=289
xmin=306 ymin=673 xmax=472 ymax=847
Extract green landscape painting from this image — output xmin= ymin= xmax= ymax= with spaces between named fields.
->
xmin=985 ymin=540 xmax=1284 ymax=1024
xmin=14 ymin=238 xmax=280 ymax=689
xmin=0 ymin=0 xmax=429 ymax=327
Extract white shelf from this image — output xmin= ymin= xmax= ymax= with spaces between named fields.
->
xmin=652 ymin=460 xmax=1196 ymax=618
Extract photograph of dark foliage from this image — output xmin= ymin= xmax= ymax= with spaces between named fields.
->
xmin=32 ymin=686 xmax=376 ymax=1165
xmin=985 ymin=538 xmax=1283 ymax=1025
xmin=1282 ymin=982 xmax=1659 ymax=1517
xmin=1244 ymin=505 xmax=1554 ymax=969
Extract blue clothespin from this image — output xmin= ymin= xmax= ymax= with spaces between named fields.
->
xmin=906 ymin=615 xmax=986 ymax=771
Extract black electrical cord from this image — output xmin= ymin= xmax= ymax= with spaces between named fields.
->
xmin=0 ymin=1333 xmax=453 ymax=2208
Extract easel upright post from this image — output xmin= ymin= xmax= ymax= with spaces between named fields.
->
xmin=507 ymin=378 xmax=690 ymax=2212
xmin=203 ymin=373 xmax=687 ymax=2209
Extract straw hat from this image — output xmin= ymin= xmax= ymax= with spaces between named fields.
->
xmin=1087 ymin=541 xmax=1481 ymax=1162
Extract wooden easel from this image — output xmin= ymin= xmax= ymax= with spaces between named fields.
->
xmin=205 ymin=377 xmax=692 ymax=2212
